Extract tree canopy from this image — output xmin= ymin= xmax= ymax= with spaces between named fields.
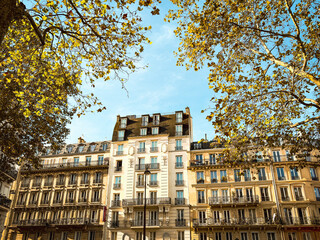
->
xmin=0 ymin=0 xmax=160 ymax=165
xmin=168 ymin=0 xmax=320 ymax=159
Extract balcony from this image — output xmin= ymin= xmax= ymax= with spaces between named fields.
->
xmin=192 ymin=217 xmax=277 ymax=227
xmin=53 ymin=199 xmax=62 ymax=204
xmin=211 ymin=179 xmax=217 ymax=183
xmin=175 ymin=162 xmax=183 ymax=168
xmin=150 ymin=147 xmax=158 ymax=152
xmin=137 ymin=148 xmax=146 ymax=153
xmin=261 ymin=196 xmax=270 ymax=201
xmin=40 ymin=200 xmax=49 ymax=205
xmin=56 ymin=181 xmax=65 ymax=186
xmin=69 ymin=180 xmax=77 ymax=185
xmin=91 ymin=198 xmax=100 ymax=203
xmin=81 ymin=179 xmax=89 ymax=185
xmin=123 ymin=197 xmax=171 ymax=206
xmin=113 ymin=183 xmax=121 ymax=189
xmin=21 ymin=182 xmax=30 ymax=188
xmin=175 ymin=198 xmax=186 ymax=205
xmin=136 ymin=181 xmax=145 ymax=188
xmin=93 ymin=179 xmax=102 ymax=184
xmin=259 ymin=176 xmax=267 ymax=181
xmin=35 ymin=160 xmax=109 ymax=170
xmin=116 ymin=151 xmax=124 ymax=156
xmin=175 ymin=219 xmax=186 ymax=226
xmin=176 ymin=131 xmax=183 ymax=136
xmin=78 ymin=198 xmax=87 ymax=203
xmin=111 ymin=200 xmax=121 ymax=207
xmin=28 ymin=200 xmax=38 ymax=205
xmin=209 ymin=195 xmax=259 ymax=206
xmin=149 ymin=181 xmax=158 ymax=186
xmin=135 ymin=163 xmax=159 ymax=171
xmin=109 ymin=220 xmax=120 ymax=228
xmin=131 ymin=219 xmax=160 ymax=227
xmin=282 ymin=217 xmax=316 ymax=225
xmin=16 ymin=201 xmax=25 ymax=206
xmin=291 ymin=176 xmax=300 ymax=180
xmin=197 ymin=179 xmax=204 ymax=184
xmin=244 ymin=177 xmax=251 ymax=181
xmin=149 ymin=163 xmax=159 ymax=170
xmin=66 ymin=198 xmax=75 ymax=203
xmin=135 ymin=164 xmax=146 ymax=171
xmin=176 ymin=180 xmax=184 ymax=186
xmin=175 ymin=146 xmax=183 ymax=151
xmin=115 ymin=167 xmax=122 ymax=172
xmin=281 ymin=197 xmax=290 ymax=201
xmin=278 ymin=176 xmax=286 ymax=181
xmin=312 ymin=176 xmax=319 ymax=181
xmin=32 ymin=182 xmax=41 ymax=188
xmin=44 ymin=181 xmax=53 ymax=187
xmin=0 ymin=195 xmax=11 ymax=209
xmin=234 ymin=178 xmax=241 ymax=182
xmin=295 ymin=196 xmax=304 ymax=201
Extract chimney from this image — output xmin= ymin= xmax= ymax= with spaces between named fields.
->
xmin=117 ymin=115 xmax=120 ymax=122
xmin=205 ymin=134 xmax=208 ymax=141
xmin=78 ymin=137 xmax=86 ymax=144
xmin=185 ymin=107 xmax=190 ymax=115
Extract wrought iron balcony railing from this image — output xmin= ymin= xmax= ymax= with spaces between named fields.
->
xmin=123 ymin=197 xmax=171 ymax=206
xmin=111 ymin=200 xmax=121 ymax=207
xmin=208 ymin=195 xmax=259 ymax=205
xmin=0 ymin=195 xmax=11 ymax=209
xmin=175 ymin=219 xmax=186 ymax=226
xmin=175 ymin=162 xmax=183 ymax=168
xmin=150 ymin=147 xmax=158 ymax=152
xmin=192 ymin=217 xmax=278 ymax=227
xmin=175 ymin=198 xmax=186 ymax=205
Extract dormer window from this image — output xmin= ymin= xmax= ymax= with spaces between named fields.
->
xmin=142 ymin=116 xmax=148 ymax=126
xmin=118 ymin=130 xmax=125 ymax=141
xmin=152 ymin=127 xmax=159 ymax=135
xmin=120 ymin=118 xmax=127 ymax=128
xmin=89 ymin=144 xmax=96 ymax=152
xmin=140 ymin=128 xmax=147 ymax=136
xmin=176 ymin=112 xmax=183 ymax=123
xmin=77 ymin=145 xmax=84 ymax=153
xmin=176 ymin=125 xmax=183 ymax=136
xmin=153 ymin=115 xmax=160 ymax=125
xmin=66 ymin=145 xmax=73 ymax=153
xmin=102 ymin=143 xmax=108 ymax=151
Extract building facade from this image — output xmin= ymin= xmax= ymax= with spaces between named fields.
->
xmin=188 ymin=141 xmax=320 ymax=240
xmin=0 ymin=154 xmax=17 ymax=238
xmin=106 ymin=108 xmax=193 ymax=240
xmin=5 ymin=139 xmax=110 ymax=240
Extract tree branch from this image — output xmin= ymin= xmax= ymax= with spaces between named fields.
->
xmin=290 ymin=116 xmax=320 ymax=128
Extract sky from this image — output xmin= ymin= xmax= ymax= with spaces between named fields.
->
xmin=66 ymin=1 xmax=216 ymax=144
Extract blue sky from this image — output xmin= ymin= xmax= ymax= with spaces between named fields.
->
xmin=66 ymin=2 xmax=216 ymax=144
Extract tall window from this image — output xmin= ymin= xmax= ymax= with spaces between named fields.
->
xmin=86 ymin=156 xmax=91 ymax=166
xmin=294 ymin=187 xmax=303 ymax=200
xmin=102 ymin=143 xmax=108 ymax=151
xmin=176 ymin=173 xmax=183 ymax=185
xmin=176 ymin=112 xmax=183 ymax=123
xmin=176 ymin=139 xmax=182 ymax=150
xmin=258 ymin=168 xmax=266 ymax=180
xmin=314 ymin=187 xmax=320 ymax=201
xmin=244 ymin=169 xmax=251 ymax=181
xmin=199 ymin=233 xmax=207 ymax=240
xmin=215 ymin=232 xmax=222 ymax=240
xmin=226 ymin=233 xmax=232 ymax=240
xmin=277 ymin=167 xmax=286 ymax=180
xmin=209 ymin=154 xmax=216 ymax=164
xmin=196 ymin=154 xmax=203 ymax=164
xmin=264 ymin=209 xmax=272 ymax=223
xmin=199 ymin=211 xmax=206 ymax=224
xmin=151 ymin=141 xmax=158 ymax=152
xmin=197 ymin=172 xmax=204 ymax=183
xmin=198 ymin=191 xmax=205 ymax=203
xmin=120 ymin=118 xmax=127 ymax=128
xmin=288 ymin=233 xmax=297 ymax=240
xmin=241 ymin=233 xmax=248 ymax=240
xmin=310 ymin=167 xmax=318 ymax=180
xmin=260 ymin=187 xmax=269 ymax=201
xmin=234 ymin=169 xmax=241 ymax=182
xmin=280 ymin=187 xmax=289 ymax=201
xmin=150 ymin=174 xmax=157 ymax=186
xmin=153 ymin=114 xmax=160 ymax=125
xmin=75 ymin=232 xmax=81 ymax=240
xmin=142 ymin=116 xmax=148 ymax=126
xmin=115 ymin=177 xmax=121 ymax=188
xmin=118 ymin=130 xmax=125 ymax=141
xmin=284 ymin=208 xmax=293 ymax=224
xmin=152 ymin=127 xmax=159 ymax=135
xmin=140 ymin=128 xmax=147 ymax=136
xmin=176 ymin=155 xmax=183 ymax=168
xmin=178 ymin=231 xmax=185 ymax=240
xmin=88 ymin=231 xmax=95 ymax=240
xmin=211 ymin=171 xmax=217 ymax=183
xmin=77 ymin=145 xmax=84 ymax=153
xmin=117 ymin=144 xmax=123 ymax=155
xmin=176 ymin=125 xmax=183 ymax=136
xmin=273 ymin=151 xmax=281 ymax=162
xmin=220 ymin=170 xmax=227 ymax=182
xmin=139 ymin=142 xmax=145 ymax=152
xmin=69 ymin=174 xmax=77 ymax=185
xmin=149 ymin=232 xmax=156 ymax=240
xmin=267 ymin=233 xmax=276 ymax=240
xmin=290 ymin=167 xmax=299 ymax=180
xmin=98 ymin=155 xmax=104 ymax=165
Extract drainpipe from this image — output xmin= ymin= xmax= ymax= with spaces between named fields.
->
xmin=269 ymin=162 xmax=285 ymax=240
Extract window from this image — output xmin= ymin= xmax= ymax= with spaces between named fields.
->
xmin=209 ymin=154 xmax=216 ymax=164
xmin=277 ymin=167 xmax=285 ymax=180
xmin=199 ymin=233 xmax=207 ymax=240
xmin=196 ymin=154 xmax=203 ymax=164
xmin=197 ymin=171 xmax=204 ymax=183
xmin=80 ymin=190 xmax=87 ymax=202
xmin=249 ymin=209 xmax=257 ymax=223
xmin=89 ymin=144 xmax=96 ymax=152
xmin=114 ymin=177 xmax=121 ymax=188
xmin=94 ymin=172 xmax=102 ymax=183
xmin=267 ymin=233 xmax=276 ymax=240
xmin=290 ymin=167 xmax=299 ymax=180
xmin=77 ymin=145 xmax=84 ymax=153
xmin=178 ymin=231 xmax=185 ymax=240
xmin=176 ymin=191 xmax=184 ymax=204
xmin=315 ymin=187 xmax=320 ymax=201
xmin=213 ymin=210 xmax=220 ymax=223
xmin=234 ymin=169 xmax=241 ymax=182
xmin=69 ymin=174 xmax=77 ymax=185
xmin=224 ymin=210 xmax=230 ymax=223
xmin=120 ymin=118 xmax=127 ymax=128
xmin=49 ymin=232 xmax=55 ymax=240
xmin=151 ymin=157 xmax=157 ymax=168
xmin=211 ymin=171 xmax=217 ymax=183
xmin=273 ymin=151 xmax=281 ymax=162
xmin=241 ymin=233 xmax=248 ymax=240
xmin=310 ymin=167 xmax=318 ymax=180
xmin=226 ymin=232 xmax=232 ymax=240
xmin=303 ymin=233 xmax=311 ymax=240
xmin=176 ymin=155 xmax=183 ymax=168
xmin=149 ymin=232 xmax=156 ymax=240
xmin=118 ymin=130 xmax=125 ymax=141
xmin=81 ymin=173 xmax=89 ymax=184
xmin=280 ymin=187 xmax=289 ymax=201
xmin=139 ymin=142 xmax=145 ymax=153
xmin=68 ymin=191 xmax=74 ymax=203
xmin=264 ymin=209 xmax=272 ymax=224
xmin=176 ymin=173 xmax=183 ymax=185
xmin=88 ymin=231 xmax=95 ymax=240
xmin=102 ymin=143 xmax=108 ymax=151
xmin=92 ymin=190 xmax=100 ymax=202
xmin=288 ymin=233 xmax=297 ymax=240
xmin=149 ymin=141 xmax=158 ymax=152
xmin=142 ymin=116 xmax=148 ymax=126
xmin=294 ymin=187 xmax=303 ymax=200
xmin=260 ymin=187 xmax=269 ymax=201
xmin=117 ymin=144 xmax=123 ymax=155
xmin=176 ymin=139 xmax=182 ymax=150
xmin=258 ymin=168 xmax=267 ymax=180
xmin=177 ymin=209 xmax=184 ymax=221
xmin=220 ymin=170 xmax=227 ymax=182
xmin=150 ymin=174 xmax=157 ymax=186
xmin=176 ymin=112 xmax=183 ymax=123
xmin=235 ymin=188 xmax=243 ymax=198
xmin=243 ymin=169 xmax=251 ymax=181
xmin=284 ymin=208 xmax=293 ymax=224
xmin=136 ymin=232 xmax=143 ymax=240
xmin=199 ymin=211 xmax=206 ymax=224
xmin=66 ymin=145 xmax=73 ymax=153
xmin=98 ymin=155 xmax=104 ymax=165
xmin=111 ymin=232 xmax=117 ymax=240
xmin=61 ymin=232 xmax=68 ymax=240
xmin=140 ymin=128 xmax=147 ymax=136
xmin=153 ymin=114 xmax=160 ymax=125
xmin=286 ymin=150 xmax=295 ymax=161
xmin=151 ymin=127 xmax=159 ymax=135
xmin=198 ymin=191 xmax=205 ymax=203
xmin=86 ymin=156 xmax=91 ymax=166
xmin=215 ymin=232 xmax=222 ymax=240
xmin=222 ymin=189 xmax=228 ymax=202
xmin=176 ymin=125 xmax=183 ymax=136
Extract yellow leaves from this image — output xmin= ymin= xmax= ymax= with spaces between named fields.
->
xmin=42 ymin=16 xmax=48 ymax=21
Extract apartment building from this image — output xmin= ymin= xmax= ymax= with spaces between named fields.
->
xmin=5 ymin=139 xmax=110 ymax=240
xmin=188 ymin=141 xmax=320 ymax=240
xmin=0 ymin=154 xmax=17 ymax=238
xmin=106 ymin=108 xmax=192 ymax=240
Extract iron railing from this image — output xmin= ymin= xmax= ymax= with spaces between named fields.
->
xmin=208 ymin=196 xmax=259 ymax=205
xmin=123 ymin=197 xmax=171 ymax=206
